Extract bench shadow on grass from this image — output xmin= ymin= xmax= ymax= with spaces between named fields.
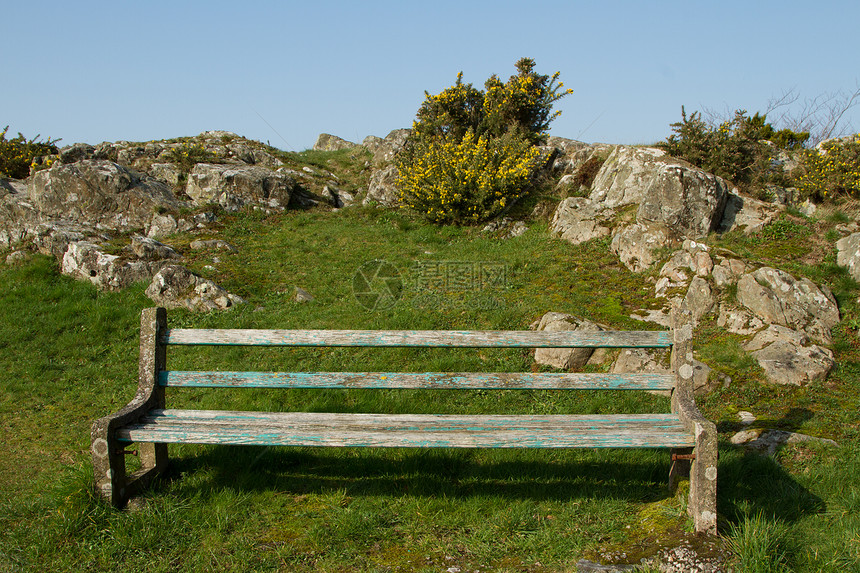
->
xmin=160 ymin=439 xmax=823 ymax=526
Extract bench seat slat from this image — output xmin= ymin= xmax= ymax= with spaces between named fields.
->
xmin=160 ymin=371 xmax=677 ymax=390
xmin=117 ymin=410 xmax=694 ymax=449
xmin=162 ymin=329 xmax=672 ymax=348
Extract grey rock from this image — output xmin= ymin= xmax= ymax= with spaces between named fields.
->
xmin=550 ymin=197 xmax=613 ymax=245
xmin=731 ymin=428 xmax=838 ymax=455
xmin=534 ymin=312 xmax=603 ymax=370
xmin=836 ymin=232 xmax=860 ymax=281
xmin=28 ymin=160 xmax=184 ymax=231
xmin=712 ymin=257 xmax=747 ymax=288
xmin=190 ymin=239 xmax=237 ymax=252
xmin=146 ymin=213 xmax=193 ymax=239
xmin=683 ymin=276 xmax=715 ymax=324
xmin=612 ymin=348 xmax=714 ymax=396
xmin=58 ymin=143 xmax=95 ymax=164
xmin=736 ymin=267 xmax=839 ymax=344
xmin=5 ymin=250 xmax=30 ymax=265
xmin=718 ymin=192 xmax=782 ymax=234
xmin=363 ymin=164 xmax=400 ymax=206
xmin=61 ymin=241 xmax=165 ymax=291
xmin=130 ymin=235 xmax=181 ymax=261
xmin=185 ymin=163 xmax=296 ymax=211
xmin=145 ymin=264 xmax=244 ymax=312
xmin=362 ymin=128 xmax=410 ymax=165
xmin=313 ymin=133 xmax=358 ymax=151
xmin=590 ymin=146 xmax=669 ymax=208
xmin=743 ymin=325 xmax=835 ymax=385
xmin=295 ymin=286 xmax=315 ymax=302
xmin=610 ymin=222 xmax=675 ymax=272
xmin=148 ymin=163 xmax=184 ymax=188
xmin=717 ymin=304 xmax=765 ymax=335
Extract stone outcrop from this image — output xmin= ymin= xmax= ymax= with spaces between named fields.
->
xmin=62 ymin=241 xmax=168 ymax=291
xmin=731 ymin=427 xmax=838 ymax=455
xmin=610 ymin=222 xmax=675 ymax=273
xmin=363 ymin=164 xmax=400 ymax=206
xmin=533 ymin=312 xmax=604 ymax=370
xmin=145 ymin=265 xmax=244 ymax=312
xmin=718 ymin=193 xmax=782 ymax=234
xmin=313 ymin=133 xmax=358 ymax=152
xmin=550 ymin=197 xmax=613 ymax=245
xmin=736 ymin=267 xmax=839 ymax=344
xmin=742 ymin=325 xmax=835 ymax=386
xmin=836 ymin=232 xmax=860 ymax=281
xmin=185 ymin=163 xmax=296 ymax=211
xmin=28 ymin=160 xmax=184 ymax=231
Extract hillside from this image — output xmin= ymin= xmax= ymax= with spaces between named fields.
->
xmin=1 ymin=129 xmax=859 ymax=572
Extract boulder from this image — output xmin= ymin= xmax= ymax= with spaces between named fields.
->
xmin=185 ymin=163 xmax=296 ymax=211
xmin=313 ymin=133 xmax=358 ymax=152
xmin=610 ymin=222 xmax=675 ymax=272
xmin=362 ymin=129 xmax=410 ymax=165
xmin=836 ymin=232 xmax=860 ymax=281
xmin=146 ymin=213 xmax=194 ymax=239
xmin=129 ymin=236 xmax=181 ymax=261
xmin=28 ymin=160 xmax=184 ymax=231
xmin=363 ymin=164 xmax=400 ymax=206
xmin=550 ymin=197 xmax=613 ymax=245
xmin=545 ymin=137 xmax=595 ymax=173
xmin=717 ymin=304 xmax=765 ymax=336
xmin=718 ymin=193 xmax=782 ymax=234
xmin=145 ymin=265 xmax=244 ymax=312
xmin=591 ymin=146 xmax=730 ymax=238
xmin=190 ymin=239 xmax=237 ymax=252
xmin=533 ymin=312 xmax=603 ymax=370
xmin=683 ymin=276 xmax=715 ymax=324
xmin=61 ymin=241 xmax=165 ymax=291
xmin=730 ymin=428 xmax=838 ymax=455
xmin=736 ymin=267 xmax=839 ymax=344
xmin=743 ymin=325 xmax=835 ymax=386
xmin=148 ymin=163 xmax=184 ymax=188
xmin=58 ymin=143 xmax=95 ymax=164
xmin=611 ymin=348 xmax=714 ymax=396
xmin=590 ymin=146 xmax=668 ymax=208
xmin=712 ymin=257 xmax=746 ymax=288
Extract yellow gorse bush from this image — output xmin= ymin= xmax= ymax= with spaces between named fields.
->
xmin=397 ymin=58 xmax=571 ymax=224
xmin=0 ymin=125 xmax=59 ymax=179
xmin=796 ymin=135 xmax=860 ymax=200
xmin=398 ymin=130 xmax=540 ymax=224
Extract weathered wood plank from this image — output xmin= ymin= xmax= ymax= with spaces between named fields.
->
xmin=117 ymin=410 xmax=694 ymax=448
xmin=160 ymin=371 xmax=677 ymax=390
xmin=161 ymin=329 xmax=672 ymax=348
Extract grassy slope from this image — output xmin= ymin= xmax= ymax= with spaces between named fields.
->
xmin=1 ymin=159 xmax=859 ymax=571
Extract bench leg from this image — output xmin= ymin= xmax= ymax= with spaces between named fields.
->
xmin=92 ymin=422 xmax=168 ymax=508
xmin=671 ymin=422 xmax=718 ymax=535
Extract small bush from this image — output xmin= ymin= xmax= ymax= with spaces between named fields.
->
xmin=397 ymin=58 xmax=571 ymax=224
xmin=795 ymin=134 xmax=860 ymax=200
xmin=163 ymin=142 xmax=216 ymax=173
xmin=660 ymin=108 xmax=807 ymax=195
xmin=0 ymin=125 xmax=60 ymax=179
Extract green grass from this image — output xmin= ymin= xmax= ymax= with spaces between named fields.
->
xmin=1 ymin=195 xmax=859 ymax=571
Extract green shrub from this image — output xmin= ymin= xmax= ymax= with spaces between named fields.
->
xmin=659 ymin=108 xmax=807 ymax=195
xmin=163 ymin=142 xmax=216 ymax=173
xmin=0 ymin=126 xmax=60 ymax=179
xmin=795 ymin=134 xmax=860 ymax=200
xmin=397 ymin=58 xmax=571 ymax=224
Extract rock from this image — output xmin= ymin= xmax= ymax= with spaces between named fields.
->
xmin=683 ymin=276 xmax=714 ymax=324
xmin=612 ymin=348 xmax=714 ymax=395
xmin=836 ymin=232 xmax=860 ymax=281
xmin=148 ymin=163 xmax=184 ymax=188
xmin=630 ymin=308 xmax=674 ymax=327
xmin=730 ymin=428 xmax=838 ymax=455
xmin=58 ymin=143 xmax=95 ymax=164
xmin=718 ymin=192 xmax=782 ymax=234
xmin=575 ymin=559 xmax=636 ymax=572
xmin=190 ymin=239 xmax=237 ymax=252
xmin=185 ymin=163 xmax=296 ymax=211
xmin=313 ymin=133 xmax=358 ymax=151
xmin=533 ymin=312 xmax=603 ymax=370
xmin=362 ymin=128 xmax=410 ymax=165
xmin=738 ymin=411 xmax=756 ymax=425
xmin=636 ymin=163 xmax=730 ymax=238
xmin=145 ymin=264 xmax=244 ymax=312
xmin=550 ymin=197 xmax=613 ymax=245
xmin=295 ymin=286 xmax=315 ymax=302
xmin=743 ymin=325 xmax=835 ymax=385
xmin=610 ymin=222 xmax=675 ymax=272
xmin=546 ymin=138 xmax=596 ymax=173
xmin=736 ymin=267 xmax=839 ymax=344
xmin=28 ymin=160 xmax=184 ymax=231
xmin=5 ymin=250 xmax=30 ymax=265
xmin=61 ymin=241 xmax=165 ymax=291
xmin=717 ymin=304 xmax=765 ymax=335
xmin=129 ymin=236 xmax=181 ymax=261
xmin=712 ymin=257 xmax=746 ymax=288
xmin=482 ymin=217 xmax=528 ymax=238
xmin=590 ymin=146 xmax=668 ymax=208
xmin=799 ymin=199 xmax=817 ymax=218
xmin=363 ymin=164 xmax=400 ymax=206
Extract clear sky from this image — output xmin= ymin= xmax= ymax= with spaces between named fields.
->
xmin=2 ymin=1 xmax=858 ymax=151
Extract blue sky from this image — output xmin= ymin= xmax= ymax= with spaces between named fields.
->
xmin=2 ymin=1 xmax=858 ymax=151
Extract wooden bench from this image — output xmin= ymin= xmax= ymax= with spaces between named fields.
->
xmin=91 ymin=306 xmax=718 ymax=533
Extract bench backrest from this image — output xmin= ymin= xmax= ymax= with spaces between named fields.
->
xmin=155 ymin=325 xmax=678 ymax=393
